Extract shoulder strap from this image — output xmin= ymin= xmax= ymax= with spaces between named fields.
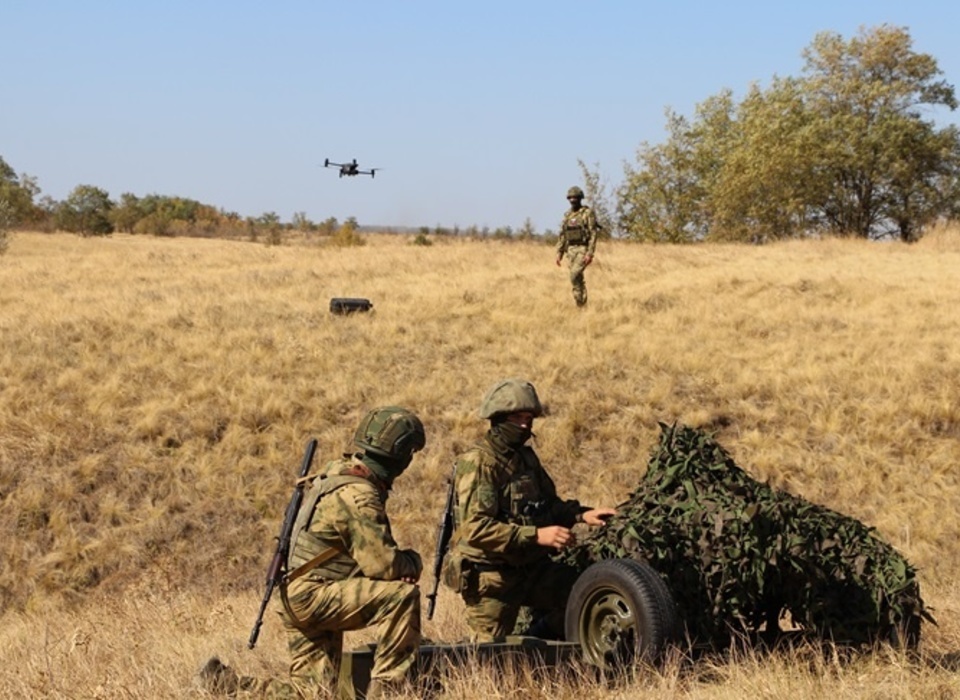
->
xmin=286 ymin=473 xmax=373 ymax=573
xmin=283 ymin=474 xmax=372 ymax=583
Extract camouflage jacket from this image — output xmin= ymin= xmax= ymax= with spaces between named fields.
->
xmin=452 ymin=431 xmax=583 ymax=568
xmin=286 ymin=456 xmax=422 ymax=589
xmin=556 ymin=205 xmax=600 ymax=259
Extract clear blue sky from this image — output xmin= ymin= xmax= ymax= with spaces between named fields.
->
xmin=3 ymin=1 xmax=959 ymax=232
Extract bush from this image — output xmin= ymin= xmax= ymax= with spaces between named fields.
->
xmin=411 ymin=232 xmax=432 ymax=246
xmin=330 ymin=224 xmax=365 ymax=248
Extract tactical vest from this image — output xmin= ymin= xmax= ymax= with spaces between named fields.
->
xmin=474 ymin=441 xmax=552 ymax=528
xmin=286 ymin=472 xmax=371 ymax=581
xmin=444 ymin=441 xmax=550 ymax=587
xmin=562 ymin=211 xmax=589 ymax=245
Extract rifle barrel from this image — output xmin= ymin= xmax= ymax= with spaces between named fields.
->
xmin=427 ymin=465 xmax=457 ymax=621
xmin=247 ymin=438 xmax=318 ymax=649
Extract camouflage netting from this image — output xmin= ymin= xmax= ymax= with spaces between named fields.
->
xmin=558 ymin=423 xmax=932 ymax=649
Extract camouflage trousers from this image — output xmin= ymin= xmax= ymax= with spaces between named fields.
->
xmin=564 ymin=245 xmax=590 ymax=307
xmin=460 ymin=559 xmax=580 ymax=642
xmin=280 ymin=577 xmax=421 ymax=697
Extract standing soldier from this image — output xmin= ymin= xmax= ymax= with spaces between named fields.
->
xmin=203 ymin=407 xmax=427 ymax=699
xmin=555 ymin=185 xmax=601 ymax=307
xmin=442 ymin=379 xmax=615 ymax=641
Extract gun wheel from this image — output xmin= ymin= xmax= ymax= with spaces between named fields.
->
xmin=565 ymin=558 xmax=680 ymax=670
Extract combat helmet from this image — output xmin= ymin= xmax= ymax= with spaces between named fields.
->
xmin=479 ymin=378 xmax=543 ymax=420
xmin=567 ymin=186 xmax=584 ymax=199
xmin=354 ymin=406 xmax=426 ymax=476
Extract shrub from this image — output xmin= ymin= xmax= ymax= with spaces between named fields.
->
xmin=330 ymin=223 xmax=365 ymax=247
xmin=412 ymin=233 xmax=432 ymax=246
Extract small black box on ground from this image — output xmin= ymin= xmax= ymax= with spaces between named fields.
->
xmin=330 ymin=298 xmax=373 ymax=315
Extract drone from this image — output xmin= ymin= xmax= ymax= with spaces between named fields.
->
xmin=323 ymin=158 xmax=379 ymax=178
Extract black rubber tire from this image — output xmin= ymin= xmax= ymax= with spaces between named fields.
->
xmin=565 ymin=558 xmax=680 ymax=670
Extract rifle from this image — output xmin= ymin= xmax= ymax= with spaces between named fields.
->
xmin=426 ymin=464 xmax=457 ymax=620
xmin=248 ymin=438 xmax=318 ymax=649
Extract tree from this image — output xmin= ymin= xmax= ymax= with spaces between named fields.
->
xmin=111 ymin=193 xmax=142 ymax=233
xmin=0 ymin=156 xmax=40 ymax=227
xmin=708 ymin=79 xmax=819 ymax=242
xmin=618 ymin=103 xmax=727 ymax=243
xmin=0 ymin=198 xmax=12 ymax=255
xmin=259 ymin=211 xmax=282 ymax=245
xmin=291 ymin=211 xmax=313 ymax=232
xmin=57 ymin=185 xmax=114 ymax=236
xmin=577 ymin=159 xmax=616 ymax=238
xmin=517 ymin=218 xmax=537 ymax=240
xmin=617 ymin=25 xmax=960 ymax=243
xmin=800 ymin=25 xmax=959 ymax=239
xmin=318 ymin=216 xmax=339 ymax=236
xmin=882 ymin=120 xmax=960 ymax=241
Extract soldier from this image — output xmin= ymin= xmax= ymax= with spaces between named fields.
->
xmin=282 ymin=406 xmax=426 ymax=698
xmin=202 ymin=407 xmax=426 ymax=699
xmin=443 ymin=379 xmax=615 ymax=642
xmin=555 ymin=185 xmax=601 ymax=307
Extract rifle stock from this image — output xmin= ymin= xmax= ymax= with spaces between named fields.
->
xmin=426 ymin=464 xmax=456 ymax=620
xmin=248 ymin=438 xmax=318 ymax=649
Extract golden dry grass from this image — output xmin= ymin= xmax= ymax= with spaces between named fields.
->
xmin=2 ymin=227 xmax=960 ymax=698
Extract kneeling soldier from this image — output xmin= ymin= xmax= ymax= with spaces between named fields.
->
xmin=444 ymin=379 xmax=615 ymax=641
xmin=283 ymin=406 xmax=426 ymax=698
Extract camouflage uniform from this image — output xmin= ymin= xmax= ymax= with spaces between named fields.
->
xmin=280 ymin=455 xmax=422 ymax=696
xmin=445 ymin=430 xmax=584 ymax=641
xmin=556 ymin=188 xmax=600 ymax=307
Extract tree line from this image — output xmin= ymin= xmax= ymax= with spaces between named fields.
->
xmin=0 ymin=157 xmax=554 ymax=245
xmin=0 ymin=164 xmax=344 ymax=241
xmin=3 ymin=26 xmax=958 ymax=248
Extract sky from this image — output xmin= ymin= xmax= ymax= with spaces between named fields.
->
xmin=3 ymin=1 xmax=960 ymax=233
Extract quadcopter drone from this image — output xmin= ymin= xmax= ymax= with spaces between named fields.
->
xmin=323 ymin=158 xmax=379 ymax=178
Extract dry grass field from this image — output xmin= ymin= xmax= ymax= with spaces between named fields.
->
xmin=1 ymin=227 xmax=960 ymax=698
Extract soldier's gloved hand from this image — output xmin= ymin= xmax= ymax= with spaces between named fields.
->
xmin=584 ymin=255 xmax=594 ymax=266
xmin=536 ymin=525 xmax=575 ymax=550
xmin=399 ymin=549 xmax=423 ymax=582
xmin=555 ymin=256 xmax=562 ymax=267
xmin=581 ymin=508 xmax=615 ymax=526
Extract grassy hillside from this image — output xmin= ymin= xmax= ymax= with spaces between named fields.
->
xmin=1 ymin=228 xmax=959 ymax=697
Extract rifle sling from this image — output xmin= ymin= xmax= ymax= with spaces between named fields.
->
xmin=283 ymin=545 xmax=343 ymax=585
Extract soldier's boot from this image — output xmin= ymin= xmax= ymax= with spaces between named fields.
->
xmin=364 ymin=678 xmax=407 ymax=699
xmin=198 ymin=656 xmax=240 ymax=695
xmin=573 ymin=286 xmax=587 ymax=307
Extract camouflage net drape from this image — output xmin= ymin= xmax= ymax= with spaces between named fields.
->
xmin=558 ymin=423 xmax=932 ymax=649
